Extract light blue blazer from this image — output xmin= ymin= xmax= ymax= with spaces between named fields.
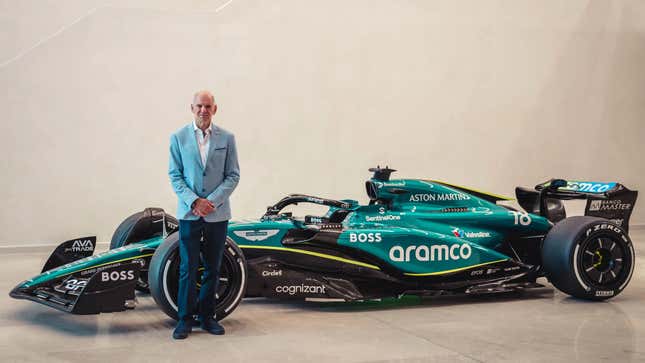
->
xmin=169 ymin=123 xmax=240 ymax=221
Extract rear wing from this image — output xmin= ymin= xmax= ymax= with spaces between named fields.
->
xmin=517 ymin=179 xmax=638 ymax=232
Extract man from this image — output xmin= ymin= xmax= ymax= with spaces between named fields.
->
xmin=168 ymin=90 xmax=240 ymax=339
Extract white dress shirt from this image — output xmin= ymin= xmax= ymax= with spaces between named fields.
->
xmin=193 ymin=121 xmax=213 ymax=166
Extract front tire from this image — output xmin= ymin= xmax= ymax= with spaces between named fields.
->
xmin=148 ymin=233 xmax=247 ymax=321
xmin=542 ymin=216 xmax=635 ymax=300
xmin=110 ymin=208 xmax=179 ymax=292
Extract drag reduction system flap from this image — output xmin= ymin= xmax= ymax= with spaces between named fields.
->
xmin=516 ymin=179 xmax=638 ymax=231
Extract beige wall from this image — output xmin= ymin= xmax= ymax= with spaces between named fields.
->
xmin=1 ymin=0 xmax=644 ymax=244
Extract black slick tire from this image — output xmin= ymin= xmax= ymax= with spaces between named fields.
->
xmin=542 ymin=216 xmax=635 ymax=300
xmin=110 ymin=208 xmax=179 ymax=292
xmin=148 ymin=233 xmax=247 ymax=321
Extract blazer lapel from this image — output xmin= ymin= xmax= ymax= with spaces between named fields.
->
xmin=206 ymin=125 xmax=224 ymax=166
xmin=186 ymin=123 xmax=205 ymax=170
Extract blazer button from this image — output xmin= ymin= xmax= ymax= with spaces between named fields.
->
xmin=202 ymin=188 xmax=205 ymax=192
xmin=203 ymin=172 xmax=206 ymax=176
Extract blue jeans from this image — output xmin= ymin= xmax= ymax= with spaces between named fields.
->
xmin=177 ymin=218 xmax=228 ymax=322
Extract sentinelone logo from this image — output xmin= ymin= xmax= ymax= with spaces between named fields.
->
xmin=365 ymin=215 xmax=401 ymax=222
xmin=389 ymin=244 xmax=472 ymax=262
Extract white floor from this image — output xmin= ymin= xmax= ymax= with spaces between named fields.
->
xmin=1 ymin=229 xmax=644 ymax=362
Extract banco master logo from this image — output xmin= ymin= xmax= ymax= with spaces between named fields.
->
xmin=589 ymin=199 xmax=631 ymax=212
xmin=233 ymin=229 xmax=279 ymax=241
xmin=389 ymin=244 xmax=472 ymax=262
xmin=452 ymin=228 xmax=491 ymax=238
xmin=275 ymin=284 xmax=326 ymax=295
xmin=409 ymin=193 xmax=470 ymax=202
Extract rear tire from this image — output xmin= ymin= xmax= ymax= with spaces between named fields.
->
xmin=148 ymin=233 xmax=247 ymax=321
xmin=110 ymin=208 xmax=179 ymax=292
xmin=542 ymin=216 xmax=635 ymax=300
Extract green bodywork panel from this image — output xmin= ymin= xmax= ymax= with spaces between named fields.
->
xmin=228 ymin=178 xmax=552 ymax=276
xmin=22 ymin=177 xmax=553 ymax=288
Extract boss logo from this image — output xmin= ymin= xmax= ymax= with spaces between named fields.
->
xmin=349 ymin=232 xmax=382 ymax=243
xmin=101 ymin=270 xmax=135 ymax=282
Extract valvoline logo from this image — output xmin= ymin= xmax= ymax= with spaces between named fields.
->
xmin=451 ymin=228 xmax=491 ymax=239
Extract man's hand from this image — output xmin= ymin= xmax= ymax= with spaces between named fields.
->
xmin=192 ymin=198 xmax=215 ymax=217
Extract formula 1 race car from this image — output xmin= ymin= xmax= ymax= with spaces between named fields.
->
xmin=10 ymin=167 xmax=639 ymax=321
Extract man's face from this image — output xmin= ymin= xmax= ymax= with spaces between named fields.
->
xmin=191 ymin=93 xmax=217 ymax=127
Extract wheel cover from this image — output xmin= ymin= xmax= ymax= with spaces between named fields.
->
xmin=579 ymin=235 xmax=627 ymax=287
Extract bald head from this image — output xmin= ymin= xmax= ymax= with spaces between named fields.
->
xmin=193 ymin=90 xmax=215 ymax=104
xmin=191 ymin=90 xmax=217 ymax=130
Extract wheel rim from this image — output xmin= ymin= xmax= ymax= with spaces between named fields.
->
xmin=580 ymin=235 xmax=627 ymax=286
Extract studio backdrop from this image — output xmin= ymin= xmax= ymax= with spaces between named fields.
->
xmin=1 ymin=0 xmax=644 ymax=244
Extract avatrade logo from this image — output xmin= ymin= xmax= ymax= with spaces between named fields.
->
xmin=409 ymin=193 xmax=470 ymax=202
xmin=66 ymin=239 xmax=93 ymax=253
xmin=233 ymin=229 xmax=279 ymax=241
xmin=452 ymin=228 xmax=491 ymax=238
xmin=275 ymin=284 xmax=326 ymax=295
xmin=389 ymin=244 xmax=472 ymax=262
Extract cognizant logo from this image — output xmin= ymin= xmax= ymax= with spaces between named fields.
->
xmin=389 ymin=244 xmax=472 ymax=262
xmin=275 ymin=284 xmax=326 ymax=295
